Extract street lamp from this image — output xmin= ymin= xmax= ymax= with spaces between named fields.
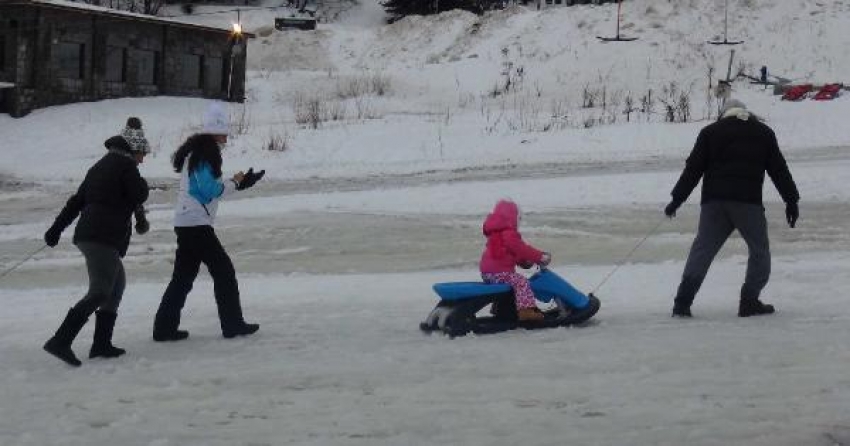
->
xmin=227 ymin=11 xmax=244 ymax=101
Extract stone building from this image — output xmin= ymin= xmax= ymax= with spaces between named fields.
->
xmin=0 ymin=0 xmax=253 ymax=117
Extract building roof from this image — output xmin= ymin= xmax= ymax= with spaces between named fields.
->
xmin=6 ymin=0 xmax=255 ymax=37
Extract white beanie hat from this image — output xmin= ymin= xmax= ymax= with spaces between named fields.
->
xmin=120 ymin=117 xmax=150 ymax=154
xmin=721 ymin=98 xmax=746 ymax=115
xmin=203 ymin=102 xmax=230 ymax=135
xmin=720 ymin=98 xmax=751 ymax=121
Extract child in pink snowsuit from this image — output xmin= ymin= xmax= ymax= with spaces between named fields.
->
xmin=480 ymin=199 xmax=551 ymax=321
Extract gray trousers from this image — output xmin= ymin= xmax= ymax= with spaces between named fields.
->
xmin=675 ymin=201 xmax=771 ymax=307
xmin=72 ymin=242 xmax=126 ymax=315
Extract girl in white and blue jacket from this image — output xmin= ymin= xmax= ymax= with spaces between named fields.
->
xmin=153 ymin=103 xmax=264 ymax=342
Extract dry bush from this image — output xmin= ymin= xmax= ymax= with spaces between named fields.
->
xmin=335 ymin=77 xmax=367 ymax=100
xmin=292 ymin=92 xmax=325 ymax=129
xmin=231 ymin=104 xmax=251 ymax=136
xmin=370 ymin=74 xmax=391 ymax=96
xmin=334 ymin=73 xmax=392 ymax=99
xmin=326 ymin=100 xmax=347 ymax=121
xmin=354 ymin=97 xmax=383 ymax=120
xmin=264 ymin=131 xmax=289 ymax=152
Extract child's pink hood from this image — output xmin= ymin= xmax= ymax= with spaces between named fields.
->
xmin=483 ymin=200 xmax=519 ymax=235
xmin=480 ymin=200 xmax=544 ymax=274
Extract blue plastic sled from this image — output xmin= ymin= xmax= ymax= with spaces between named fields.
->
xmin=420 ymin=268 xmax=601 ymax=337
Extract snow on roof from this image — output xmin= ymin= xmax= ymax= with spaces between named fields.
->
xmin=16 ymin=0 xmax=253 ymax=36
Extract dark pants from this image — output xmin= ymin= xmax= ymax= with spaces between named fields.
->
xmin=675 ymin=201 xmax=771 ymax=308
xmin=155 ymin=226 xmax=246 ymax=335
xmin=73 ymin=242 xmax=125 ymax=316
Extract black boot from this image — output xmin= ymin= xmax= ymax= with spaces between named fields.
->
xmin=216 ymin=293 xmax=259 ymax=339
xmin=738 ymin=298 xmax=775 ymax=317
xmin=44 ymin=308 xmax=89 ymax=367
xmin=89 ymin=311 xmax=126 ymax=359
xmin=671 ymin=305 xmax=693 ymax=318
xmin=153 ymin=329 xmax=189 ymax=342
xmin=671 ymin=277 xmax=700 ymax=318
xmin=153 ymin=311 xmax=190 ymax=342
xmin=223 ymin=322 xmax=260 ymax=339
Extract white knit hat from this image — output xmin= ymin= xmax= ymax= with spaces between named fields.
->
xmin=203 ymin=102 xmax=230 ymax=135
xmin=720 ymin=98 xmax=751 ymax=121
xmin=721 ymin=98 xmax=747 ymax=115
xmin=120 ymin=126 xmax=150 ymax=154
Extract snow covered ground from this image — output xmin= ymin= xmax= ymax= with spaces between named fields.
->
xmin=2 ymin=0 xmax=850 ymax=445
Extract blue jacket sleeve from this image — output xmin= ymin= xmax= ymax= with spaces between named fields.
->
xmin=189 ymin=163 xmax=225 ymax=205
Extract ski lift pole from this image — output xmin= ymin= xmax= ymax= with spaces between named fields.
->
xmin=0 ymin=245 xmax=47 ymax=281
xmin=726 ymin=48 xmax=736 ymax=81
xmin=590 ymin=216 xmax=667 ymax=295
xmin=616 ymin=0 xmax=622 ymax=39
xmin=597 ymin=0 xmax=637 ymax=42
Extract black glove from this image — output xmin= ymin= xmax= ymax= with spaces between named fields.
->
xmin=518 ymin=261 xmax=534 ymax=269
xmin=236 ymin=168 xmax=265 ymax=191
xmin=134 ymin=207 xmax=150 ymax=235
xmin=785 ymin=202 xmax=799 ymax=228
xmin=664 ymin=200 xmax=682 ymax=218
xmin=44 ymin=226 xmax=62 ymax=247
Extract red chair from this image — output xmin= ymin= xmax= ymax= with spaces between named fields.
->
xmin=781 ymin=84 xmax=813 ymax=101
xmin=813 ymin=83 xmax=843 ymax=101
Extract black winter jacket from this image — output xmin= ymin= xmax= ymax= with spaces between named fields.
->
xmin=671 ymin=115 xmax=800 ymax=206
xmin=49 ymin=136 xmax=149 ymax=257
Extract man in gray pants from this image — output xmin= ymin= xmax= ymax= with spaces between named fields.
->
xmin=664 ymin=99 xmax=799 ymax=318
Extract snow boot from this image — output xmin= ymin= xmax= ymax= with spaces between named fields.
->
xmin=153 ymin=312 xmax=190 ymax=342
xmin=672 ymin=276 xmax=700 ymax=318
xmin=43 ymin=308 xmax=89 ymax=367
xmin=671 ymin=304 xmax=693 ymax=318
xmin=738 ymin=298 xmax=775 ymax=317
xmin=153 ymin=329 xmax=189 ymax=342
xmin=216 ymin=292 xmax=259 ymax=338
xmin=223 ymin=322 xmax=260 ymax=339
xmin=89 ymin=311 xmax=126 ymax=359
xmin=517 ymin=307 xmax=545 ymax=322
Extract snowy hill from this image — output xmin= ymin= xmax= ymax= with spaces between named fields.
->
xmin=2 ymin=0 xmax=850 ymax=183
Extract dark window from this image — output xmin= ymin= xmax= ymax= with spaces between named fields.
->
xmin=104 ymin=46 xmax=127 ymax=82
xmin=206 ymin=56 xmax=223 ymax=93
xmin=0 ymin=36 xmax=6 ymax=72
xmin=182 ymin=54 xmax=202 ymax=88
xmin=134 ymin=49 xmax=158 ymax=85
xmin=54 ymin=42 xmax=85 ymax=79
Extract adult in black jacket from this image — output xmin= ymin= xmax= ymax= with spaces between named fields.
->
xmin=665 ymin=99 xmax=799 ymax=318
xmin=42 ymin=119 xmax=150 ymax=367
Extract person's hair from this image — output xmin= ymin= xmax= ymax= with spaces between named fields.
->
xmin=171 ymin=133 xmax=223 ymax=177
xmin=126 ymin=117 xmax=143 ymax=130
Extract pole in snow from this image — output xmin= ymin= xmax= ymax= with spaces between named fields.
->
xmin=597 ymin=0 xmax=638 ymax=42
xmin=708 ymin=0 xmax=743 ymax=45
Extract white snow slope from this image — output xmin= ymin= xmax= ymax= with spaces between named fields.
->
xmin=1 ymin=1 xmax=850 ymax=445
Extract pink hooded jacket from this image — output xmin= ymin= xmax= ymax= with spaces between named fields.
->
xmin=479 ymin=200 xmax=545 ymax=274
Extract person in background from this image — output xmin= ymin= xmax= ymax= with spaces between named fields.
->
xmin=665 ymin=99 xmax=799 ymax=318
xmin=480 ymin=199 xmax=551 ymax=322
xmin=43 ymin=118 xmax=151 ymax=367
xmin=152 ymin=102 xmax=265 ymax=342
